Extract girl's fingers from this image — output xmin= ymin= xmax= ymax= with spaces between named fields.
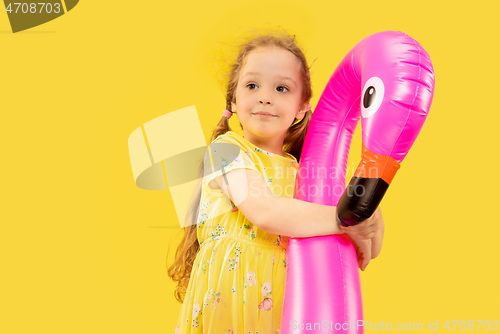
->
xmin=351 ymin=229 xmax=376 ymax=240
xmin=362 ymin=259 xmax=370 ymax=271
xmin=359 ymin=255 xmax=368 ymax=271
xmin=362 ymin=252 xmax=371 ymax=270
xmin=361 ymin=231 xmax=376 ymax=239
xmin=349 ymin=220 xmax=376 ymax=233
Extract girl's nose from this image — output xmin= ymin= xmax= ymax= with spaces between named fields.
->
xmin=258 ymin=95 xmax=273 ymax=105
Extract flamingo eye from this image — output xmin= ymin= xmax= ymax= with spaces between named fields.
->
xmin=361 ymin=77 xmax=384 ymax=118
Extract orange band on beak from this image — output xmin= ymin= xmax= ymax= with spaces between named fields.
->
xmin=354 ymin=143 xmax=401 ymax=185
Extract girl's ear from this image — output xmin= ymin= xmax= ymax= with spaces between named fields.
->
xmin=296 ymin=101 xmax=309 ymax=120
xmin=231 ymin=102 xmax=237 ymax=112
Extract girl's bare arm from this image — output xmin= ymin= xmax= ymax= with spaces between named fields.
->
xmin=212 ymin=168 xmax=342 ymax=238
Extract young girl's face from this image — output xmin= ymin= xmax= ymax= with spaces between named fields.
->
xmin=232 ymin=47 xmax=308 ymax=140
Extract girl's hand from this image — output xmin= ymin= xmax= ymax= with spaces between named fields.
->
xmin=345 ymin=232 xmax=372 ymax=271
xmin=339 ymin=207 xmax=382 ymax=240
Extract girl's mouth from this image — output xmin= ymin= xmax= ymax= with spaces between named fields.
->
xmin=253 ymin=112 xmax=277 ymax=118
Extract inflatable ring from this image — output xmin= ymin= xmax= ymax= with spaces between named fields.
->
xmin=281 ymin=31 xmax=435 ymax=333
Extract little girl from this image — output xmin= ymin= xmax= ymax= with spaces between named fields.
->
xmin=168 ymin=31 xmax=384 ymax=334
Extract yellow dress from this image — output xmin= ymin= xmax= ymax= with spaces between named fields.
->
xmin=174 ymin=131 xmax=299 ymax=334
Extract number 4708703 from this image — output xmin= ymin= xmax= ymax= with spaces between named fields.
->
xmin=444 ymin=320 xmax=498 ymax=330
xmin=5 ymin=3 xmax=61 ymax=14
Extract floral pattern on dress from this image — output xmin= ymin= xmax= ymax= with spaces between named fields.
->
xmin=191 ymin=302 xmax=201 ymax=327
xmin=196 ymin=259 xmax=206 ymax=274
xmin=228 ymin=245 xmax=242 ymax=272
xmin=211 ymin=223 xmax=227 ymax=240
xmin=213 ymin=154 xmax=246 ymax=174
xmin=258 ymin=282 xmax=273 ymax=311
xmin=197 ymin=200 xmax=211 ymax=226
xmin=258 ymin=297 xmax=273 ymax=311
xmin=242 ymin=224 xmax=257 ymax=240
xmin=242 ymin=271 xmax=257 ymax=306
xmin=230 ymin=200 xmax=238 ymax=212
xmin=273 ymin=235 xmax=288 ymax=251
xmin=229 ymin=155 xmax=245 ymax=167
xmin=254 ymin=147 xmax=275 ymax=157
xmin=204 ymin=288 xmax=222 ymax=309
xmin=211 ymin=152 xmax=245 ymax=174
xmin=261 ymin=282 xmax=272 ymax=295
xmin=247 ymin=271 xmax=256 ymax=286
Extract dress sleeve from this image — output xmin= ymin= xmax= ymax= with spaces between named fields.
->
xmin=202 ymin=139 xmax=260 ymax=193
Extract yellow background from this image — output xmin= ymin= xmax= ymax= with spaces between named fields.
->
xmin=1 ymin=0 xmax=499 ymax=333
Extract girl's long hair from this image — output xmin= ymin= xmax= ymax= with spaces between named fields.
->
xmin=167 ymin=30 xmax=315 ymax=304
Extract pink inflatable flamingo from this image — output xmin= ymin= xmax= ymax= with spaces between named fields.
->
xmin=281 ymin=31 xmax=435 ymax=332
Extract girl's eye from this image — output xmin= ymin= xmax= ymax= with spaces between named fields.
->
xmin=246 ymin=83 xmax=288 ymax=92
xmin=277 ymin=85 xmax=289 ymax=93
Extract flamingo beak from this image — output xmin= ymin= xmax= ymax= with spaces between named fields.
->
xmin=337 ymin=143 xmax=401 ymax=226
